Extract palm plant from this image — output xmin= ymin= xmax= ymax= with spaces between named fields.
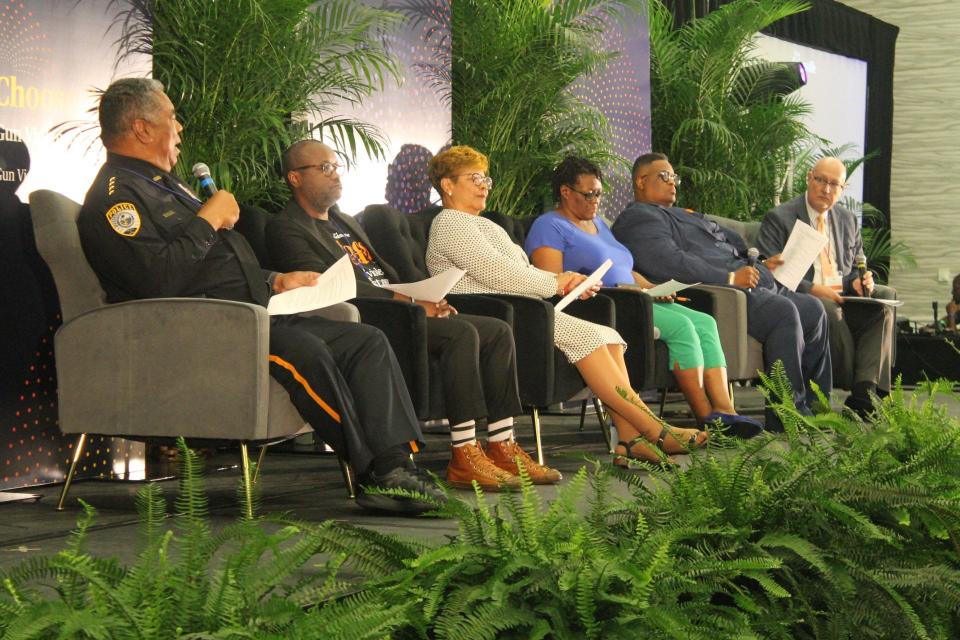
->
xmin=451 ymin=0 xmax=642 ymax=217
xmin=648 ymin=0 xmax=814 ymax=219
xmin=107 ymin=0 xmax=401 ymax=208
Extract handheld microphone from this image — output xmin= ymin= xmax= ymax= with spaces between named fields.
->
xmin=745 ymin=247 xmax=760 ymax=291
xmin=855 ymin=253 xmax=867 ymax=297
xmin=933 ymin=301 xmax=940 ymax=334
xmin=191 ymin=162 xmax=218 ymax=198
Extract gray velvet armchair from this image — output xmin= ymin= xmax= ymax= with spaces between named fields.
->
xmin=29 ymin=189 xmax=357 ymax=514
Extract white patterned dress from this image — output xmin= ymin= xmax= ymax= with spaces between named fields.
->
xmin=426 ymin=208 xmax=625 ymax=363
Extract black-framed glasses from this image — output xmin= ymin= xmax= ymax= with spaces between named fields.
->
xmin=569 ymin=187 xmax=603 ymax=202
xmin=290 ymin=162 xmax=343 ymax=177
xmin=646 ymin=170 xmax=681 ymax=186
xmin=451 ymin=172 xmax=493 ymax=189
xmin=810 ymin=174 xmax=846 ymax=192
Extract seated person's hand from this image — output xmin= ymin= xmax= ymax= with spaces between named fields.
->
xmin=810 ymin=283 xmax=843 ymax=304
xmin=763 ymin=254 xmax=785 ymax=271
xmin=731 ymin=265 xmax=759 ymax=289
xmin=556 ymin=271 xmax=587 ymax=296
xmin=578 ymin=282 xmax=601 ymax=300
xmin=197 ymin=190 xmax=240 ymax=230
xmin=851 ymin=270 xmax=875 ymax=296
xmin=273 ymin=271 xmax=320 ymax=293
xmin=655 ymin=293 xmax=676 ymax=303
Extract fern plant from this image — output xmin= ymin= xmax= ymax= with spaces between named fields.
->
xmin=0 ymin=439 xmax=408 ymax=639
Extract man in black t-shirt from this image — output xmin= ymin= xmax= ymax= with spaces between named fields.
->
xmin=266 ymin=140 xmax=562 ymax=489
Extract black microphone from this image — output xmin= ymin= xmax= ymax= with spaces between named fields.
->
xmin=746 ymin=247 xmax=759 ymax=291
xmin=933 ymin=301 xmax=940 ymax=334
xmin=192 ymin=162 xmax=218 ymax=198
xmin=855 ymin=253 xmax=867 ymax=297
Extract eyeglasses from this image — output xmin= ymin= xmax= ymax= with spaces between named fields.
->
xmin=451 ymin=172 xmax=494 ymax=189
xmin=645 ymin=170 xmax=681 ymax=186
xmin=810 ymin=174 xmax=846 ymax=192
xmin=569 ymin=187 xmax=603 ymax=202
xmin=290 ymin=162 xmax=343 ymax=177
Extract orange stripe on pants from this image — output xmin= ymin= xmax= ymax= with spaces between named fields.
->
xmin=269 ymin=355 xmax=341 ymax=423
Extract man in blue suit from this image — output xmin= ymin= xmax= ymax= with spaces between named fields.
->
xmin=758 ymin=157 xmax=895 ymax=417
xmin=612 ymin=153 xmax=831 ymax=429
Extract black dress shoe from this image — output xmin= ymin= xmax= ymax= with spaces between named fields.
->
xmin=844 ymin=394 xmax=874 ymax=420
xmin=356 ymin=465 xmax=447 ymax=516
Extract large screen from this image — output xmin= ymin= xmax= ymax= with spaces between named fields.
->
xmin=753 ymin=34 xmax=868 ymax=204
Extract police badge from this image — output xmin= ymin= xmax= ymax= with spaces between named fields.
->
xmin=105 ymin=202 xmax=141 ymax=236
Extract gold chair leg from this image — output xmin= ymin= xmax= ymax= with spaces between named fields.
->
xmin=729 ymin=382 xmax=736 ymax=406
xmin=338 ymin=457 xmax=355 ymax=499
xmin=252 ymin=445 xmax=267 ymax=485
xmin=593 ymin=398 xmax=612 ymax=453
xmin=578 ymin=400 xmax=588 ymax=431
xmin=239 ymin=443 xmax=254 ymax=520
xmin=658 ymin=389 xmax=668 ymax=417
xmin=57 ymin=433 xmax=87 ymax=511
xmin=531 ymin=407 xmax=544 ymax=465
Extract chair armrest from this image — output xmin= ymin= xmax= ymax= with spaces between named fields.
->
xmin=553 ymin=294 xmax=616 ymax=327
xmin=350 ymin=298 xmax=429 ymax=416
xmin=446 ymin=294 xmax=514 ymax=324
xmin=55 ymin=297 xmax=280 ymax=440
xmin=598 ymin=287 xmax=657 ymax=389
xmin=684 ymin=284 xmax=750 ymax=379
xmin=300 ymin=302 xmax=360 ymax=323
xmin=455 ymin=293 xmax=558 ymax=406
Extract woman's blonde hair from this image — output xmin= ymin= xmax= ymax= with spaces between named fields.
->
xmin=428 ymin=145 xmax=489 ymax=191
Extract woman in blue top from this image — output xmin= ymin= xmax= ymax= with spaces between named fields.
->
xmin=526 ymin=156 xmax=761 ymax=436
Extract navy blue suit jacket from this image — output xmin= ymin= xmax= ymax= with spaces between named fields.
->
xmin=611 ymin=201 xmax=776 ymax=290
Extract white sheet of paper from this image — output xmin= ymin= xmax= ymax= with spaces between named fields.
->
xmin=381 ymin=267 xmax=466 ymax=303
xmin=267 ymin=254 xmax=357 ymax=315
xmin=555 ymin=259 xmax=612 ymax=312
xmin=643 ymin=279 xmax=700 ymax=297
xmin=773 ymin=219 xmax=829 ymax=291
xmin=841 ymin=296 xmax=904 ymax=308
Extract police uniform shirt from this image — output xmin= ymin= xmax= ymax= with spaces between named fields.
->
xmin=78 ymin=153 xmax=271 ymax=306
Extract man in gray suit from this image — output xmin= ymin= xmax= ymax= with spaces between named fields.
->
xmin=612 ymin=153 xmax=832 ymax=430
xmin=758 ymin=157 xmax=895 ymax=417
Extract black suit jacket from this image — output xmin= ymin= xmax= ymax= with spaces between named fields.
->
xmin=266 ymin=200 xmax=401 ymax=298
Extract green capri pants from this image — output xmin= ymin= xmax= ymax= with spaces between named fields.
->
xmin=652 ymin=302 xmax=726 ymax=371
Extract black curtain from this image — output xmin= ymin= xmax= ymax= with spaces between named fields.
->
xmin=663 ymin=0 xmax=899 ymax=234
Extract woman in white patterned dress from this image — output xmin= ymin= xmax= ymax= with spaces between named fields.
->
xmin=425 ymin=146 xmax=708 ymax=465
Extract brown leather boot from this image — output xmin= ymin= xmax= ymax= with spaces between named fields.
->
xmin=485 ymin=439 xmax=562 ymax=485
xmin=446 ymin=442 xmax=521 ymax=491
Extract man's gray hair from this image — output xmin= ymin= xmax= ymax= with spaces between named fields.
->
xmin=99 ymin=77 xmax=166 ymax=146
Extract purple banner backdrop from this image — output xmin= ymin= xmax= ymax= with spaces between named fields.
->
xmin=0 ymin=1 xmax=148 ymax=490
xmin=573 ymin=9 xmax=651 ymax=221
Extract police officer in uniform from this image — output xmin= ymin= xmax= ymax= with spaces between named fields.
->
xmin=77 ymin=77 xmax=444 ymax=515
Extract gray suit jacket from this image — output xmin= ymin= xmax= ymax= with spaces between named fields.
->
xmin=265 ymin=200 xmax=400 ymax=299
xmin=757 ymin=194 xmax=862 ymax=295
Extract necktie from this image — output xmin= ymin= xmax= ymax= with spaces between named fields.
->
xmin=816 ymin=213 xmax=837 ymax=283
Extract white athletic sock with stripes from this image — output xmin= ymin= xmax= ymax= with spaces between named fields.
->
xmin=486 ymin=417 xmax=514 ymax=443
xmin=450 ymin=420 xmax=477 ymax=447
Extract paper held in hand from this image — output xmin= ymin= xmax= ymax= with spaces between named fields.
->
xmin=555 ymin=259 xmax=612 ymax=312
xmin=841 ymin=296 xmax=904 ymax=308
xmin=643 ymin=279 xmax=699 ymax=297
xmin=266 ymin=254 xmax=357 ymax=315
xmin=773 ymin=219 xmax=828 ymax=291
xmin=381 ymin=267 xmax=466 ymax=303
